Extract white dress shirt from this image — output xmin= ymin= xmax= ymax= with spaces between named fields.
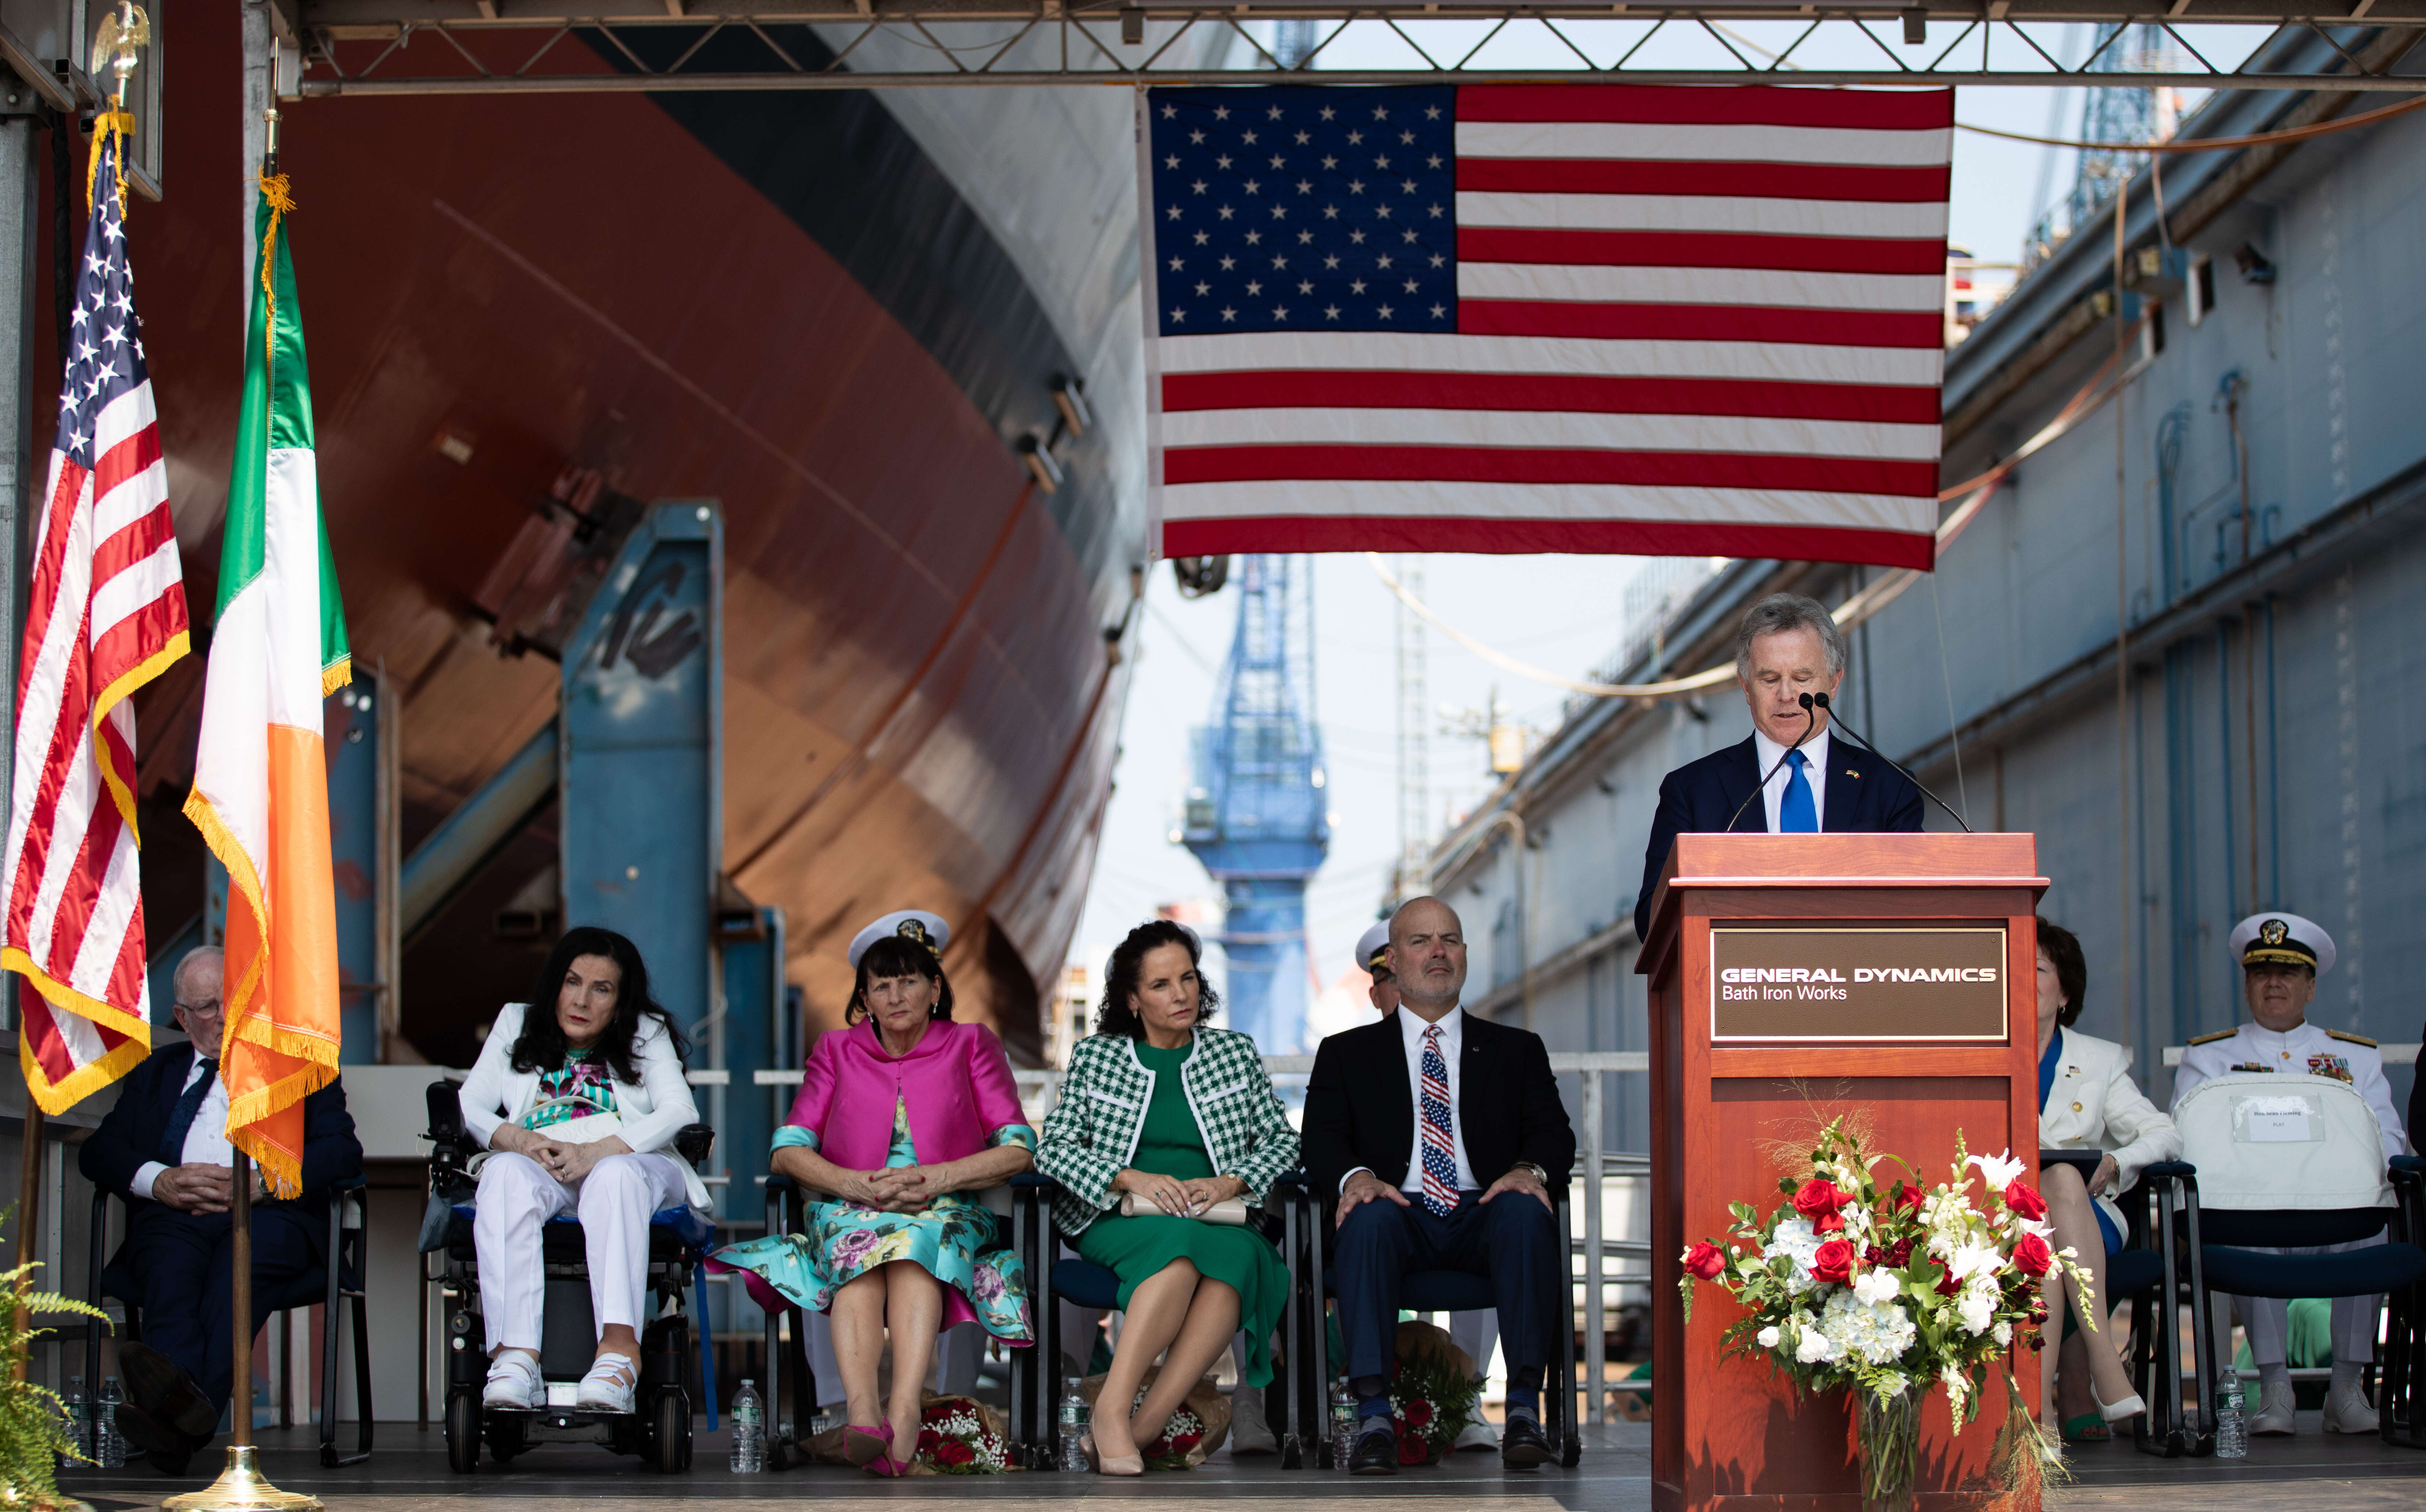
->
xmin=1750 ymin=724 xmax=1834 ymax=833
xmin=131 ymin=1053 xmax=232 ymax=1200
xmin=1340 ymin=1006 xmax=1481 ymax=1195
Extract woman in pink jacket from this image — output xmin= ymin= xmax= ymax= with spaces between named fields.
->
xmin=708 ymin=911 xmax=1033 ymax=1475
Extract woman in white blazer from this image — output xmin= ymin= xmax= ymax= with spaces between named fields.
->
xmin=2035 ymin=917 xmax=2181 ymax=1442
xmin=458 ymin=927 xmax=703 ymax=1416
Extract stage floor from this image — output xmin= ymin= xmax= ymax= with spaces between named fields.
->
xmin=53 ymin=1413 xmax=2426 ymax=1510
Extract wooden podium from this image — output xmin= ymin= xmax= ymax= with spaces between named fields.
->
xmin=1637 ymin=833 xmax=2048 ymax=1512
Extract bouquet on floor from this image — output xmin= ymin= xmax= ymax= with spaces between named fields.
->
xmin=1388 ymin=1320 xmax=1482 ymax=1467
xmin=1079 ymin=1364 xmax=1231 ymax=1470
xmin=1678 ymin=1117 xmax=2078 ymax=1510
xmin=914 ymin=1394 xmax=1012 ymax=1474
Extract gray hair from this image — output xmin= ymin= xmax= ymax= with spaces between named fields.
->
xmin=172 ymin=945 xmax=225 ymax=1002
xmin=1733 ymin=593 xmax=1848 ymax=682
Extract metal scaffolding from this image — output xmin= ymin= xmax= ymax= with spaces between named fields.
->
xmin=280 ymin=3 xmax=2426 ymax=93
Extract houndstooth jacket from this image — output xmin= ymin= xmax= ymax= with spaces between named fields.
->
xmin=1036 ymin=1027 xmax=1299 ymax=1239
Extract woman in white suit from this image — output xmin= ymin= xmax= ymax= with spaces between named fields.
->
xmin=2035 ymin=917 xmax=2181 ymax=1441
xmin=459 ymin=927 xmax=705 ymax=1415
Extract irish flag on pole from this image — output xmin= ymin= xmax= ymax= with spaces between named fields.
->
xmin=182 ymin=174 xmax=348 ymax=1199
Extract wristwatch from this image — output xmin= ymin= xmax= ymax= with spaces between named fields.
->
xmin=1513 ymin=1161 xmax=1550 ymax=1185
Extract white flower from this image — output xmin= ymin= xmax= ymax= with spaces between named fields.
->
xmin=1957 ymin=1291 xmax=1996 ymax=1334
xmin=1769 ymin=1217 xmax=1822 ymax=1265
xmin=1970 ymin=1150 xmax=2027 ymax=1189
xmin=1941 ymin=1364 xmax=1971 ymax=1419
xmin=1757 ymin=1325 xmax=1782 ymax=1349
xmin=1993 ymin=1320 xmax=2014 ymax=1347
xmin=1941 ymin=1237 xmax=2005 ymax=1283
xmin=1795 ymin=1324 xmax=1840 ymax=1364
xmin=1852 ymin=1268 xmax=1901 ymax=1306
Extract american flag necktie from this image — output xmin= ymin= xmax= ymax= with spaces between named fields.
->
xmin=1419 ymin=1026 xmax=1459 ymax=1217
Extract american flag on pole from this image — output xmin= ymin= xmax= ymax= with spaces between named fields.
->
xmin=0 ymin=121 xmax=190 ymax=1113
xmin=1141 ymin=85 xmax=1952 ymax=568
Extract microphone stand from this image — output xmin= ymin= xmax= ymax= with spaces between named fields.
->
xmin=1813 ymin=692 xmax=1975 ymax=833
xmin=1723 ymin=697 xmax=1817 ymax=833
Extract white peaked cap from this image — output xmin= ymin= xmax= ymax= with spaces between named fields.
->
xmin=2228 ymin=912 xmax=2335 ymax=976
xmin=848 ymin=909 xmax=950 ymax=970
xmin=1355 ymin=921 xmax=1391 ymax=977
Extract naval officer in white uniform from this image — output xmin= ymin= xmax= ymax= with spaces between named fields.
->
xmin=2171 ymin=912 xmax=2411 ymax=1436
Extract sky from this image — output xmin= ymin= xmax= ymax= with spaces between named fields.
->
xmin=1068 ymin=23 xmax=2273 ymax=1036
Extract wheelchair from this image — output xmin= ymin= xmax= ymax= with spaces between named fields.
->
xmin=423 ymin=1080 xmax=718 ymax=1473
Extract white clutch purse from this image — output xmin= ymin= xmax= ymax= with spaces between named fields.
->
xmin=1120 ymin=1193 xmax=1251 ymax=1225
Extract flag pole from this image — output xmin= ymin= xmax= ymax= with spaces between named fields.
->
xmin=160 ymin=30 xmax=318 ymax=1512
xmin=9 ymin=1099 xmax=43 ymax=1382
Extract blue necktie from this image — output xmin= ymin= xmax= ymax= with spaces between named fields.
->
xmin=1417 ymin=1027 xmax=1459 ymax=1217
xmin=1779 ymin=749 xmax=1818 ymax=833
xmin=159 ymin=1058 xmax=218 ymax=1167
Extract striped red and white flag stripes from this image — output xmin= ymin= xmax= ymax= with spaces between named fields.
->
xmin=1142 ymin=84 xmax=1952 ymax=567
xmin=1 ymin=124 xmax=190 ymax=1114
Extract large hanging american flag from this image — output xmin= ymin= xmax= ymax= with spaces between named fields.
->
xmin=1141 ymin=85 xmax=1952 ymax=568
xmin=0 ymin=121 xmax=188 ymax=1113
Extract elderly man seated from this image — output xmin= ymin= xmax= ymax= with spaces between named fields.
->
xmin=79 ymin=946 xmax=363 ymax=1475
xmin=2171 ymin=912 xmax=2410 ymax=1437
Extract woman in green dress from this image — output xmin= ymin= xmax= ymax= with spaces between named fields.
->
xmin=1035 ymin=921 xmax=1298 ymax=1474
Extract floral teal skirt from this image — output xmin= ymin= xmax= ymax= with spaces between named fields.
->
xmin=709 ymin=1195 xmax=1032 ymax=1344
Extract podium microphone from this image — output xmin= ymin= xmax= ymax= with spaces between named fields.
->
xmin=1723 ymin=694 xmax=1817 ymax=833
xmin=1811 ymin=692 xmax=1975 ymax=833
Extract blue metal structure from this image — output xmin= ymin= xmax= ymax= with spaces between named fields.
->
xmin=326 ymin=679 xmax=386 ymax=1062
xmin=556 ymin=502 xmax=725 ymax=1047
xmin=1180 ymin=555 xmax=1328 ymax=1054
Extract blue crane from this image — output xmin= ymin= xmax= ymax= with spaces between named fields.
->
xmin=1180 ymin=554 xmax=1329 ymax=1053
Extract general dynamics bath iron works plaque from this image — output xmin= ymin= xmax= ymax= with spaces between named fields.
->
xmin=1709 ymin=927 xmax=2009 ymax=1041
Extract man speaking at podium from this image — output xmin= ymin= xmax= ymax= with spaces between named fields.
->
xmin=1634 ymin=593 xmax=1923 ymax=942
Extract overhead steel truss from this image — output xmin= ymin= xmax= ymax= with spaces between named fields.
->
xmin=285 ymin=2 xmax=2426 ymax=91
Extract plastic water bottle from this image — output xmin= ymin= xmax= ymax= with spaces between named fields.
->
xmin=1330 ymin=1379 xmax=1358 ymax=1469
xmin=94 ymin=1379 xmax=126 ymax=1469
xmin=2214 ymin=1368 xmax=2247 ymax=1459
xmin=1056 ymin=1388 xmax=1091 ymax=1471
xmin=729 ymin=1379 xmax=765 ymax=1473
xmin=57 ymin=1376 xmax=86 ymax=1469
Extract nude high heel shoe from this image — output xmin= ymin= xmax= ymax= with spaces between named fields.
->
xmin=1082 ymin=1431 xmax=1143 ymax=1476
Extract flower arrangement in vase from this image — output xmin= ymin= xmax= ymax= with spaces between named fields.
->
xmin=1679 ymin=1117 xmax=2078 ymax=1511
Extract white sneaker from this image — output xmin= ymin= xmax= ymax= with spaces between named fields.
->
xmin=1455 ymin=1417 xmax=1502 ymax=1452
xmin=575 ymin=1352 xmax=639 ymax=1413
xmin=2249 ymin=1377 xmax=2297 ymax=1436
xmin=2322 ymin=1381 xmax=2380 ymax=1435
xmin=482 ymin=1351 xmax=544 ymax=1410
xmin=1228 ymin=1385 xmax=1278 ymax=1455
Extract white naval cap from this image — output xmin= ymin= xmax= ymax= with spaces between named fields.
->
xmin=2229 ymin=912 xmax=2334 ymax=976
xmin=847 ymin=909 xmax=950 ymax=970
xmin=1354 ymin=920 xmax=1391 ymax=978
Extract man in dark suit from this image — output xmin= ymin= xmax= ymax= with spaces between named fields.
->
xmin=1304 ymin=897 xmax=1576 ymax=1473
xmin=80 ymin=946 xmax=363 ymax=1474
xmin=1634 ymin=592 xmax=1923 ymax=941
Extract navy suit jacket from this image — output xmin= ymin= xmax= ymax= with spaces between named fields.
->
xmin=80 ymin=1042 xmax=363 ymax=1259
xmin=1633 ymin=733 xmax=1925 ymax=942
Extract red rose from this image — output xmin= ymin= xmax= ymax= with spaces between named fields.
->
xmin=1792 ymin=1179 xmax=1848 ymax=1221
xmin=1884 ymin=1238 xmax=1914 ymax=1268
xmin=1811 ymin=1237 xmax=1857 ymax=1285
xmin=2003 ymin=1181 xmax=2049 ymax=1221
xmin=1683 ymin=1241 xmax=1727 ymax=1281
xmin=2012 ymin=1232 xmax=2053 ymax=1278
xmin=1404 ymin=1399 xmax=1434 ymax=1428
xmin=936 ymin=1439 xmax=975 ymax=1467
xmin=919 ymin=1429 xmax=942 ymax=1451
xmin=1399 ymin=1432 xmax=1430 ymax=1465
xmin=2027 ymin=1305 xmax=2049 ymax=1325
xmin=1933 ymin=1267 xmax=1962 ymax=1297
xmin=1171 ymin=1434 xmax=1201 ymax=1455
xmin=1894 ymin=1185 xmax=1925 ymax=1214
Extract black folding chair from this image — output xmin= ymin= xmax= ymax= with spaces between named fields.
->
xmin=2378 ymin=1156 xmax=2426 ymax=1447
xmin=1298 ymin=1177 xmax=1582 ymax=1469
xmin=85 ymin=1175 xmax=373 ymax=1467
xmin=2039 ymin=1149 xmax=2208 ymax=1457
xmin=1008 ymin=1172 xmax=1308 ymax=1467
